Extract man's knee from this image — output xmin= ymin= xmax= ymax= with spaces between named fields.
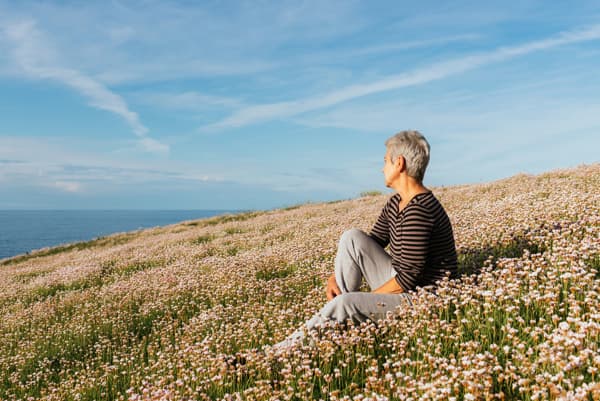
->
xmin=332 ymin=292 xmax=354 ymax=307
xmin=328 ymin=293 xmax=360 ymax=322
xmin=339 ymin=228 xmax=366 ymax=247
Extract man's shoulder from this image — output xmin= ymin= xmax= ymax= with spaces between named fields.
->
xmin=386 ymin=193 xmax=401 ymax=204
xmin=381 ymin=193 xmax=400 ymax=212
xmin=414 ymin=191 xmax=438 ymax=207
xmin=406 ymin=193 xmax=444 ymax=218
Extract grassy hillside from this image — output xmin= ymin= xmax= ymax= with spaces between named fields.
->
xmin=1 ymin=164 xmax=599 ymax=401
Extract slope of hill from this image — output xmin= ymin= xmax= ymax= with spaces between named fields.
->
xmin=0 ymin=164 xmax=599 ymax=400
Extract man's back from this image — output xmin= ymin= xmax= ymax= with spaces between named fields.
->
xmin=369 ymin=191 xmax=457 ymax=291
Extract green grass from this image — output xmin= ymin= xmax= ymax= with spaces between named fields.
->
xmin=95 ymin=259 xmax=165 ymax=280
xmin=191 ymin=234 xmax=214 ymax=244
xmin=586 ymin=253 xmax=600 ymax=278
xmin=20 ymin=260 xmax=165 ymax=306
xmin=255 ymin=263 xmax=299 ymax=281
xmin=25 ymin=278 xmax=104 ymax=305
xmin=204 ymin=211 xmax=262 ymax=226
xmin=259 ymin=224 xmax=275 ymax=234
xmin=281 ymin=204 xmax=303 ymax=211
xmin=224 ymin=227 xmax=246 ymax=235
xmin=360 ymin=190 xmax=383 ymax=197
xmin=12 ymin=269 xmax=51 ymax=283
xmin=4 ymin=286 xmax=211 ymax=400
xmin=457 ymin=234 xmax=548 ymax=277
xmin=180 ymin=211 xmax=264 ymax=228
xmin=119 ymin=260 xmax=164 ymax=276
xmin=226 ymin=246 xmax=241 ymax=256
xmin=2 ymin=260 xmax=327 ymax=400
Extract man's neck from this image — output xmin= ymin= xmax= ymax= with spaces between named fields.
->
xmin=393 ymin=177 xmax=429 ymax=202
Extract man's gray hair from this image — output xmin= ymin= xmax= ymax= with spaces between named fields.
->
xmin=385 ymin=130 xmax=430 ymax=183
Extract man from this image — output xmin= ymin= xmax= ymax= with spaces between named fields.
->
xmin=272 ymin=130 xmax=457 ymax=351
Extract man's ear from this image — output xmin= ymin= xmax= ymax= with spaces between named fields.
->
xmin=395 ymin=155 xmax=405 ymax=171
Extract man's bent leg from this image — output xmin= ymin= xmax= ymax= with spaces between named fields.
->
xmin=306 ymin=292 xmax=412 ymax=330
xmin=273 ymin=292 xmax=411 ymax=350
xmin=335 ymin=228 xmax=394 ymax=292
xmin=271 ymin=231 xmax=398 ymax=352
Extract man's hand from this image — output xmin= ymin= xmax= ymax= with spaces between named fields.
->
xmin=372 ymin=277 xmax=404 ymax=294
xmin=326 ymin=274 xmax=341 ymax=300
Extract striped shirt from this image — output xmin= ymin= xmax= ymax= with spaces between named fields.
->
xmin=368 ymin=191 xmax=457 ymax=291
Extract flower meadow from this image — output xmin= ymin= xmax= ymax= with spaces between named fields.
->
xmin=0 ymin=164 xmax=599 ymax=401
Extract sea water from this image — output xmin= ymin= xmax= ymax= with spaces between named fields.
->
xmin=0 ymin=210 xmax=239 ymax=260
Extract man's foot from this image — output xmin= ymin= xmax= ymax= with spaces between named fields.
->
xmin=265 ymin=333 xmax=317 ymax=357
xmin=267 ymin=337 xmax=300 ymax=355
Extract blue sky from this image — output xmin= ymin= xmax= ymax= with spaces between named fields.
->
xmin=0 ymin=1 xmax=599 ymax=210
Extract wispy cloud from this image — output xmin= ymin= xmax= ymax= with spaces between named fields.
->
xmin=94 ymin=60 xmax=273 ymax=87
xmin=0 ymin=19 xmax=168 ymax=153
xmin=136 ymin=137 xmax=170 ymax=154
xmin=135 ymin=91 xmax=243 ymax=112
xmin=0 ymin=136 xmax=221 ymax=188
xmin=305 ymin=33 xmax=483 ymax=61
xmin=51 ymin=181 xmax=82 ymax=193
xmin=0 ymin=135 xmax=360 ymax=196
xmin=208 ymin=24 xmax=600 ymax=130
xmin=0 ymin=159 xmax=26 ymax=164
xmin=0 ymin=157 xmax=221 ymax=193
xmin=0 ymin=1 xmax=363 ymax=85
xmin=353 ymin=33 xmax=482 ymax=55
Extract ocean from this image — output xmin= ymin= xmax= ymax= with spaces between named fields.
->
xmin=0 ymin=210 xmax=240 ymax=261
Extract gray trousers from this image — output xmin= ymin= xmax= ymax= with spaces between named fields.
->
xmin=274 ymin=228 xmax=412 ymax=349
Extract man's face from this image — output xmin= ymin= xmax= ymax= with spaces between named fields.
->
xmin=382 ymin=149 xmax=398 ymax=187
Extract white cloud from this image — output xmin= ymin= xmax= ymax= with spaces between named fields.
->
xmin=52 ymin=181 xmax=82 ymax=193
xmin=93 ymin=60 xmax=274 ymax=87
xmin=208 ymin=23 xmax=600 ymax=130
xmin=137 ymin=137 xmax=170 ymax=155
xmin=0 ymin=136 xmax=217 ymax=186
xmin=187 ymin=174 xmax=223 ymax=183
xmin=136 ymin=91 xmax=243 ymax=111
xmin=0 ymin=135 xmax=361 ymax=196
xmin=304 ymin=33 xmax=483 ymax=61
xmin=0 ymin=1 xmax=363 ymax=85
xmin=0 ymin=18 xmax=169 ymax=153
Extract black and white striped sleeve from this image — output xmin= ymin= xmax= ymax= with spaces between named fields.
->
xmin=368 ymin=200 xmax=390 ymax=248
